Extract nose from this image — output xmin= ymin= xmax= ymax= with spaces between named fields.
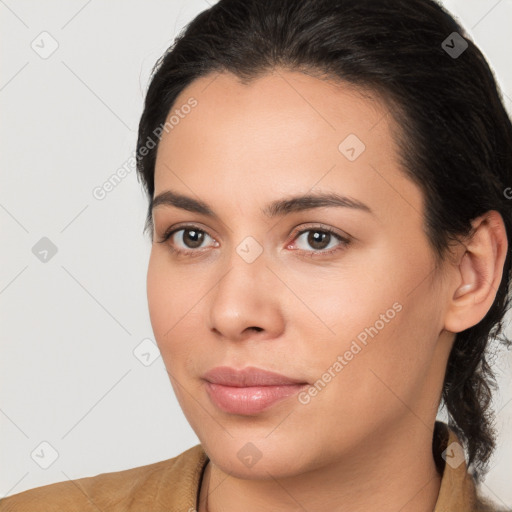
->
xmin=207 ymin=245 xmax=286 ymax=343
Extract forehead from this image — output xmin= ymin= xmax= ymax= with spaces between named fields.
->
xmin=160 ymin=69 xmax=390 ymax=157
xmin=153 ymin=69 xmax=424 ymax=225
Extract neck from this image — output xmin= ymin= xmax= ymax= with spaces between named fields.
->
xmin=198 ymin=419 xmax=443 ymax=512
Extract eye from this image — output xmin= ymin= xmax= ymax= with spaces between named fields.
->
xmin=157 ymin=225 xmax=218 ymax=256
xmin=287 ymin=224 xmax=351 ymax=257
xmin=157 ymin=223 xmax=351 ymax=258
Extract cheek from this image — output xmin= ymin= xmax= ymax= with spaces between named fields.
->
xmin=146 ymin=250 xmax=194 ymax=353
xmin=292 ymin=245 xmax=439 ymax=400
xmin=146 ymin=249 xmax=212 ymax=385
xmin=146 ymin=251 xmax=170 ymax=340
xmin=286 ymin=248 xmax=405 ymax=350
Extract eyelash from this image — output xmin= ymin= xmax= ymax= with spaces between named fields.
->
xmin=157 ymin=223 xmax=352 ymax=259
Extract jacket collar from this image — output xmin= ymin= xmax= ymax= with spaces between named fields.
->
xmin=433 ymin=421 xmax=480 ymax=511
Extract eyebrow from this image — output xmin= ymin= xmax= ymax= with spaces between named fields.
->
xmin=150 ymin=189 xmax=373 ymax=219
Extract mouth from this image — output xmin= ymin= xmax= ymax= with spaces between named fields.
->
xmin=202 ymin=366 xmax=309 ymax=415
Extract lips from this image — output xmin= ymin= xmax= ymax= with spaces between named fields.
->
xmin=202 ymin=366 xmax=309 ymax=415
xmin=202 ymin=366 xmax=308 ymax=387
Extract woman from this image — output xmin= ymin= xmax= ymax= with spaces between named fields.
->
xmin=1 ymin=0 xmax=511 ymax=511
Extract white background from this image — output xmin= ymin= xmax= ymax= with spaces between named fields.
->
xmin=1 ymin=0 xmax=511 ymax=507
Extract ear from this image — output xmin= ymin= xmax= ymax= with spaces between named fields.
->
xmin=443 ymin=210 xmax=508 ymax=333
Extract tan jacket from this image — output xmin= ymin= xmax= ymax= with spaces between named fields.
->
xmin=0 ymin=422 xmax=506 ymax=511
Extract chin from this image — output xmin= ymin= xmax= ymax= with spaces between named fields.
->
xmin=198 ymin=432 xmax=321 ymax=480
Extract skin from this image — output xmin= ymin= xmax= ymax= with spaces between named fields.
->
xmin=146 ymin=69 xmax=507 ymax=512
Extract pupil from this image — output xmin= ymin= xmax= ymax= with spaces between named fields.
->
xmin=309 ymin=230 xmax=329 ymax=250
xmin=185 ymin=229 xmax=204 ymax=248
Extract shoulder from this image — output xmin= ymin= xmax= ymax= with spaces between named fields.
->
xmin=433 ymin=422 xmax=511 ymax=512
xmin=0 ymin=444 xmax=208 ymax=512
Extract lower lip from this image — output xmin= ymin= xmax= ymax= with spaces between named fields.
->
xmin=205 ymin=381 xmax=308 ymax=415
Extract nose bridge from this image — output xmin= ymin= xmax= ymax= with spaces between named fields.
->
xmin=207 ymin=232 xmax=284 ymax=340
xmin=234 ymin=234 xmax=266 ymax=267
xmin=216 ymin=232 xmax=271 ymax=303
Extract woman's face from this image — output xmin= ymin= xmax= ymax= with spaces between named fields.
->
xmin=147 ymin=69 xmax=456 ymax=477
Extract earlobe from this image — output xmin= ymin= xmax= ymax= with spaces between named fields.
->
xmin=443 ymin=210 xmax=508 ymax=333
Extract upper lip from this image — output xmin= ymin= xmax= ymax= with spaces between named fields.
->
xmin=202 ymin=366 xmax=308 ymax=387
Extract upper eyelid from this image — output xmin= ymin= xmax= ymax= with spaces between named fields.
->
xmin=160 ymin=222 xmax=217 ymax=241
